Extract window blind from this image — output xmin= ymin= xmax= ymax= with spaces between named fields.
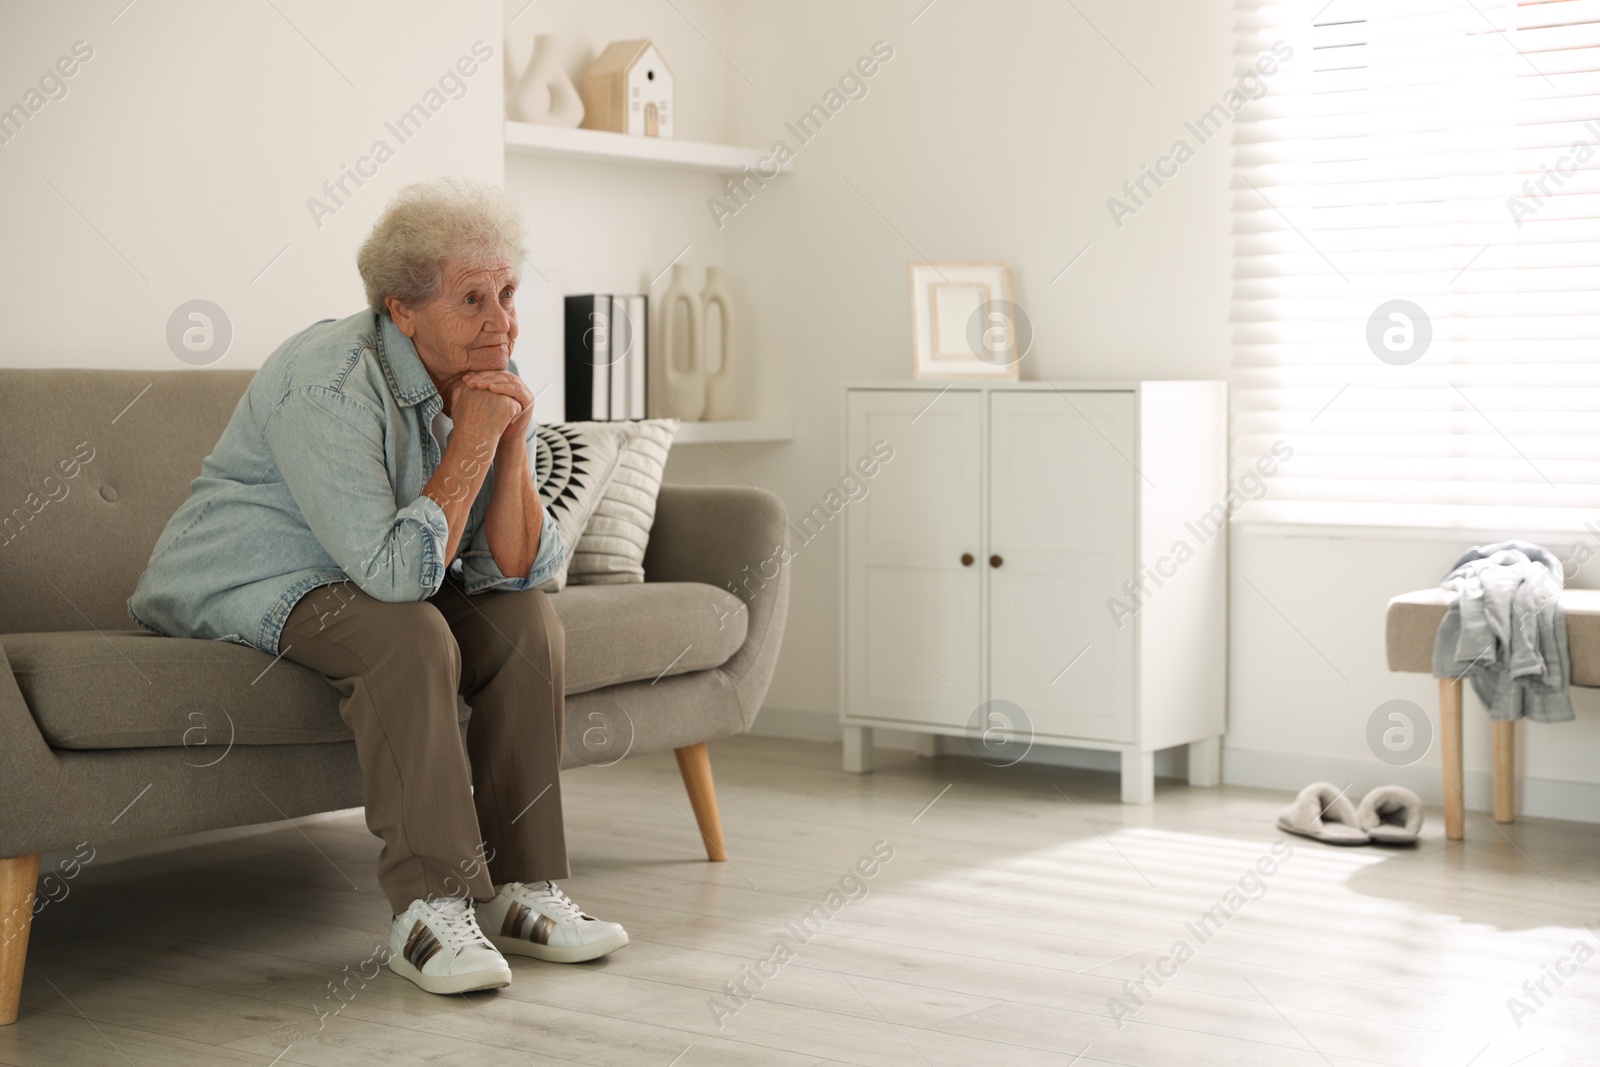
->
xmin=1232 ymin=0 xmax=1600 ymax=530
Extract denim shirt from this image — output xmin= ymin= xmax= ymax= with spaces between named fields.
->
xmin=128 ymin=309 xmax=564 ymax=653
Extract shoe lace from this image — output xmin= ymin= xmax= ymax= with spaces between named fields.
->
xmin=518 ymin=880 xmax=588 ymax=921
xmin=424 ymin=894 xmax=490 ymax=946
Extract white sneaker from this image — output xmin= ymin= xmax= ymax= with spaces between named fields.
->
xmin=387 ymin=895 xmax=513 ymax=994
xmin=476 ymin=881 xmax=629 ymax=963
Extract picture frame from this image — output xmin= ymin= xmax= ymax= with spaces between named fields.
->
xmin=908 ymin=262 xmax=1022 ymax=380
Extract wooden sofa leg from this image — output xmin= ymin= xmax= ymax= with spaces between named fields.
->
xmin=0 ymin=853 xmax=41 ymax=1026
xmin=1440 ymin=677 xmax=1464 ymax=841
xmin=1493 ymin=719 xmax=1516 ymax=824
xmin=674 ymin=743 xmax=727 ymax=862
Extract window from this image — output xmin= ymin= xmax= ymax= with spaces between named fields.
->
xmin=1232 ymin=0 xmax=1600 ymax=530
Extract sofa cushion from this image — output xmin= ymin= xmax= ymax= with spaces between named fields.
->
xmin=6 ymin=629 xmax=355 ymax=750
xmin=1385 ymin=587 xmax=1600 ymax=685
xmin=552 ymin=581 xmax=747 ymax=695
xmin=8 ymin=581 xmax=748 ymax=750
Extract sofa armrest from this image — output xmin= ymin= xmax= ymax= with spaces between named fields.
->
xmin=644 ymin=485 xmax=790 ymax=730
xmin=0 ymin=638 xmax=65 ymax=859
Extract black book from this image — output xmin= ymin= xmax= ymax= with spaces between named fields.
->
xmin=564 ymin=294 xmax=610 ymax=421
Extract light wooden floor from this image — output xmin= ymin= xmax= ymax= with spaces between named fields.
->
xmin=4 ymin=736 xmax=1598 ymax=1066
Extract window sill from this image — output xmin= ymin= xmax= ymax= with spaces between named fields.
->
xmin=1233 ymin=520 xmax=1594 ymax=548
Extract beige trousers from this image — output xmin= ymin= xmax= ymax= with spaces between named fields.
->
xmin=279 ymin=575 xmax=569 ymax=913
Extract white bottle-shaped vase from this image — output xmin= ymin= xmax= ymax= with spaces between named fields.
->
xmin=701 ymin=267 xmax=738 ymax=420
xmin=656 ymin=263 xmax=705 ymax=420
xmin=508 ymin=35 xmax=585 ymax=127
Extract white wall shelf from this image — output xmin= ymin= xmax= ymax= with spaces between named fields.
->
xmin=505 ymin=121 xmax=790 ymax=175
xmin=672 ymin=419 xmax=793 ymax=445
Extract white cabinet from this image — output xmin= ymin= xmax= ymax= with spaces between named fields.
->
xmin=840 ymin=381 xmax=1227 ymax=803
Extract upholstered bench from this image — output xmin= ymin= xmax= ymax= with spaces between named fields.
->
xmin=1385 ymin=588 xmax=1600 ymax=839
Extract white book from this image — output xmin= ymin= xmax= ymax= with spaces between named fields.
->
xmin=627 ymin=294 xmax=648 ymax=420
xmin=609 ymin=295 xmax=629 ymax=421
xmin=590 ymin=295 xmax=609 ymax=421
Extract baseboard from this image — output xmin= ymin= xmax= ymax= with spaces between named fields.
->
xmin=1224 ymin=747 xmax=1600 ymax=825
xmin=749 ymin=705 xmax=849 ymax=744
xmin=749 ymin=706 xmax=940 ymax=757
xmin=749 ymin=706 xmax=1188 ymax=777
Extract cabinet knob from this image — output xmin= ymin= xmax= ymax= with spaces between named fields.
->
xmin=989 ymin=554 xmax=1003 ymax=568
xmin=960 ymin=553 xmax=974 ymax=567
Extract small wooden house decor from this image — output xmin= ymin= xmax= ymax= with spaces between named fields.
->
xmin=581 ymin=39 xmax=674 ymax=138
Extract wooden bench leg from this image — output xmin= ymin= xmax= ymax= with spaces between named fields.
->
xmin=1 ymin=853 xmax=41 ymax=1026
xmin=1440 ymin=677 xmax=1464 ymax=840
xmin=674 ymin=743 xmax=727 ymax=862
xmin=1494 ymin=719 xmax=1516 ymax=824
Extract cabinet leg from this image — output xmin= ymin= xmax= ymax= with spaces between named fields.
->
xmin=1120 ymin=750 xmax=1155 ymax=805
xmin=1188 ymin=737 xmax=1222 ymax=787
xmin=843 ymin=725 xmax=875 ymax=774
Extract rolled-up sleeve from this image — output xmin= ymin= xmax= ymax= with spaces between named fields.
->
xmin=457 ymin=409 xmax=565 ymax=593
xmin=264 ymin=386 xmax=449 ymax=601
xmin=459 ymin=497 xmax=564 ymax=594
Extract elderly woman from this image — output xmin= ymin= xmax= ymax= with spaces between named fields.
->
xmin=128 ymin=180 xmax=626 ymax=996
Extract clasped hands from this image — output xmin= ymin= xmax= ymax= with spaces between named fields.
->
xmin=445 ymin=371 xmax=535 ymax=453
xmin=437 ymin=370 xmax=544 ymax=577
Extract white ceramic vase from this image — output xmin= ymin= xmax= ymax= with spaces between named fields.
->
xmin=656 ymin=263 xmax=706 ymax=420
xmin=701 ymin=267 xmax=738 ymax=420
xmin=508 ymin=35 xmax=585 ymax=127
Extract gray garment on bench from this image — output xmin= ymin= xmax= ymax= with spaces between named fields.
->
xmin=1432 ymin=540 xmax=1574 ymax=723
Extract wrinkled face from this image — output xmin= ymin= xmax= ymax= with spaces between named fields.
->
xmin=388 ymin=257 xmax=518 ymax=381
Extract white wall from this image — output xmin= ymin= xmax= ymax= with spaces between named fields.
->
xmin=0 ymin=0 xmax=741 ymax=398
xmin=0 ymin=0 xmax=503 ymax=369
xmin=709 ymin=0 xmax=1235 ymax=731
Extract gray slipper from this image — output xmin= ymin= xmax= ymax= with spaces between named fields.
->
xmin=1356 ymin=785 xmax=1423 ymax=845
xmin=1277 ymin=782 xmax=1370 ymax=845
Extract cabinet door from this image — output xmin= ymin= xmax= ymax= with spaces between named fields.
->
xmin=988 ymin=391 xmax=1136 ymax=742
xmin=844 ymin=389 xmax=982 ymax=729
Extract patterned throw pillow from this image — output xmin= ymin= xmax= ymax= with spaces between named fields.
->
xmin=532 ymin=420 xmax=637 ymax=591
xmin=568 ymin=419 xmax=679 ymax=585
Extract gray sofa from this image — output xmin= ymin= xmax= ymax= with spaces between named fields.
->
xmin=0 ymin=368 xmax=789 ymax=1024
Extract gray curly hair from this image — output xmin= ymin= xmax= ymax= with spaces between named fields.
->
xmin=357 ymin=179 xmax=527 ymax=315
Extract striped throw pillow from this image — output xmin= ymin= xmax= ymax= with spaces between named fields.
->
xmin=567 ymin=419 xmax=678 ymax=585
